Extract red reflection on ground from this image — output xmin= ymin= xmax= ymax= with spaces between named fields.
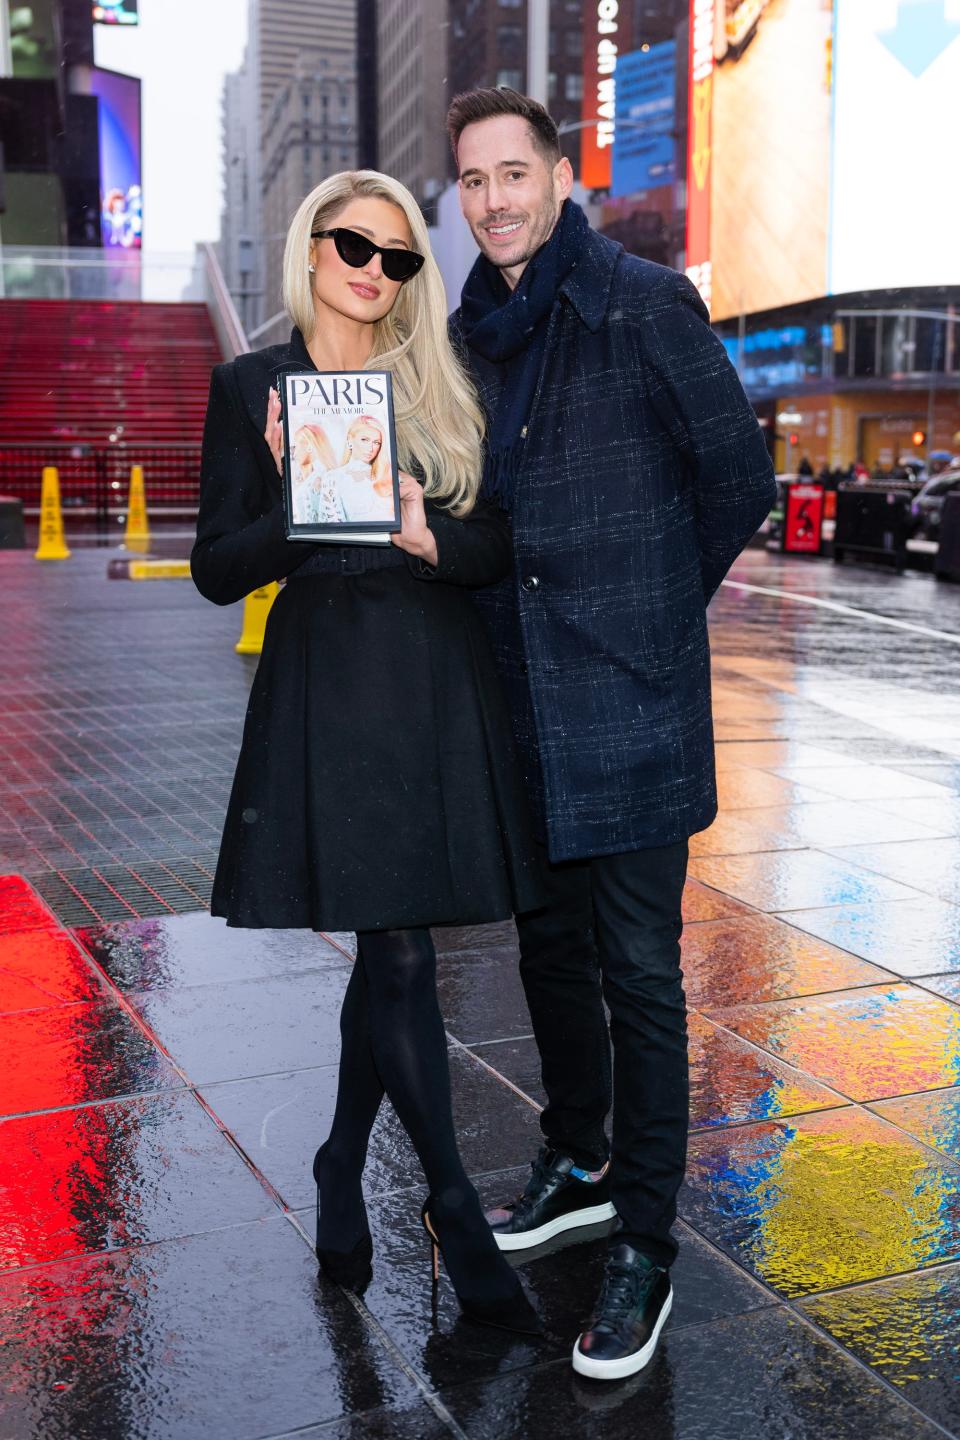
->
xmin=0 ymin=927 xmax=109 ymax=1014
xmin=0 ymin=879 xmax=117 ymax=1270
xmin=0 ymin=876 xmax=54 ymax=933
xmin=0 ymin=1104 xmax=113 ymax=1269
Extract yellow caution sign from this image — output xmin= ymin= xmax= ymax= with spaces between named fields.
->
xmin=34 ymin=466 xmax=71 ymax=561
xmin=124 ymin=464 xmax=151 ymax=552
xmin=235 ymin=582 xmax=279 ymax=655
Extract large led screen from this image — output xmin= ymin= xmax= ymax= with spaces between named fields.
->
xmin=830 ymin=0 xmax=960 ymax=295
xmin=681 ymin=0 xmax=960 ymax=320
xmin=88 ymin=67 xmax=142 ymax=248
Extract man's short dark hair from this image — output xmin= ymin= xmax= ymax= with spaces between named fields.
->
xmin=446 ymin=87 xmax=562 ymax=170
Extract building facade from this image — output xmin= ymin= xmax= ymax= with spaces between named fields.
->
xmin=376 ymin=0 xmax=447 ymax=218
xmin=444 ymin=0 xmax=585 ymax=176
xmin=219 ymin=56 xmax=259 ymax=334
xmin=220 ymin=0 xmax=358 ymax=340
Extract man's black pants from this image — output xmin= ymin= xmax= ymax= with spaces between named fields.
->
xmin=515 ymin=840 xmax=689 ymax=1269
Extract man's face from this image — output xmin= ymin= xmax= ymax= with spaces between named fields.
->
xmin=457 ymin=115 xmax=573 ymax=284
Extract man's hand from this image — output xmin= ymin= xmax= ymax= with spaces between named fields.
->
xmin=391 ymin=472 xmax=438 ymax=567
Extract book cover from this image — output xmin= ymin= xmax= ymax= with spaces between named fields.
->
xmin=279 ymin=370 xmax=400 ymax=545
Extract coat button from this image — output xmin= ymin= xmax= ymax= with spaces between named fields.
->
xmin=521 ymin=574 xmax=540 ymax=592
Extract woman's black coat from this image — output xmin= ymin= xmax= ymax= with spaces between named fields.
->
xmin=191 ymin=331 xmax=543 ymax=931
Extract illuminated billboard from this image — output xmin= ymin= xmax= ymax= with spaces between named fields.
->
xmin=612 ymin=42 xmax=677 ymax=200
xmin=88 ymin=67 xmax=142 ymax=248
xmin=581 ymin=0 xmax=632 ymax=189
xmin=831 ymin=0 xmax=960 ymax=294
xmin=93 ymin=1 xmax=139 ymax=22
xmin=681 ymin=0 xmax=960 ymax=320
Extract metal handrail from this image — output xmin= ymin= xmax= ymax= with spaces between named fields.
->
xmin=201 ymin=243 xmax=249 ymax=360
xmin=247 ymin=310 xmax=286 ymax=343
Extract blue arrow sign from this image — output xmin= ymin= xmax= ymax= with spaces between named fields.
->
xmin=877 ymin=0 xmax=960 ymax=78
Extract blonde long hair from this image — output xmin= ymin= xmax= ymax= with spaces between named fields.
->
xmin=282 ymin=171 xmax=485 ymax=515
xmin=293 ymin=423 xmax=336 ymax=478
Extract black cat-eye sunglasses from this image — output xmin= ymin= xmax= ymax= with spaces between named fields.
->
xmin=311 ymin=227 xmax=425 ymax=283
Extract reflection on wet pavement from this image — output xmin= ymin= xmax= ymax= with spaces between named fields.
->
xmin=680 ymin=913 xmax=893 ymax=1008
xmin=712 ymin=985 xmax=960 ymax=1100
xmin=800 ymin=1264 xmax=960 ymax=1435
xmin=3 ymin=549 xmax=960 ymax=1435
xmin=870 ymin=1087 xmax=960 ymax=1164
xmin=682 ymin=1107 xmax=960 ymax=1295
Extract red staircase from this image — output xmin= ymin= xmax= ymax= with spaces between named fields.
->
xmin=0 ymin=299 xmax=224 ymax=512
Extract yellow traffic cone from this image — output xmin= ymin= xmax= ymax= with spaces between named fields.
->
xmin=124 ymin=464 xmax=151 ymax=552
xmin=34 ymin=466 xmax=71 ymax=560
xmin=235 ymin=582 xmax=279 ymax=655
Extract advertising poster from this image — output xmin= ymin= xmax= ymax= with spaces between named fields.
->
xmin=830 ymin=0 xmax=960 ymax=295
xmin=581 ymin=0 xmax=632 ymax=188
xmin=784 ymin=483 xmax=825 ymax=552
xmin=87 ymin=67 xmax=143 ymax=248
xmin=612 ymin=42 xmax=677 ymax=199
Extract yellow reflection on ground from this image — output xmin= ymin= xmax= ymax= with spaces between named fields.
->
xmin=684 ymin=1108 xmax=960 ymax=1297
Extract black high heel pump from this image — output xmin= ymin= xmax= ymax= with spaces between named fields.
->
xmin=421 ymin=1199 xmax=542 ymax=1336
xmin=313 ymin=1145 xmax=373 ymax=1294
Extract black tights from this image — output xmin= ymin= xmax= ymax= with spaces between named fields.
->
xmin=316 ymin=927 xmax=471 ymax=1252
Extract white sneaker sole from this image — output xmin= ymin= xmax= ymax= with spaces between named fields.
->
xmin=571 ymin=1286 xmax=673 ymax=1381
xmin=492 ymin=1201 xmax=618 ymax=1251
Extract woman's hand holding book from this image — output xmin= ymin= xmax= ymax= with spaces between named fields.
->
xmin=392 ymin=473 xmax=438 ymax=567
xmin=264 ymin=388 xmax=284 ymax=475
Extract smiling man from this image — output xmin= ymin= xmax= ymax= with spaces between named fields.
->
xmin=445 ymin=87 xmax=777 ymax=1381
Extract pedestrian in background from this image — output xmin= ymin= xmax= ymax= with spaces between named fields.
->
xmin=446 ymin=87 xmax=777 ymax=1380
xmin=192 ymin=169 xmax=543 ymax=1336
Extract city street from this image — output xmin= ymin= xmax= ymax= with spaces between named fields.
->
xmin=1 ymin=543 xmax=959 ymax=1438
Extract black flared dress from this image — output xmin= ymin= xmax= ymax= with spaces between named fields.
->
xmin=191 ymin=334 xmax=543 ymax=932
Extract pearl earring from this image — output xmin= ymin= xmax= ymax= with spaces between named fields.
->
xmin=308 ymin=264 xmax=316 ymax=273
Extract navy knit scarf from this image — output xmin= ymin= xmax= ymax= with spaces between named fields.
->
xmin=461 ymin=199 xmax=590 ymax=509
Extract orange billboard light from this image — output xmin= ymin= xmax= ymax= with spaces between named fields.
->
xmin=685 ymin=0 xmax=715 ymax=308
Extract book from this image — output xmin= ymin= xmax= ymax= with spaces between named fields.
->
xmin=279 ymin=369 xmax=401 ymax=545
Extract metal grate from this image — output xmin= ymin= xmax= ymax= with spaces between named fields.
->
xmin=30 ymin=854 xmax=216 ymax=926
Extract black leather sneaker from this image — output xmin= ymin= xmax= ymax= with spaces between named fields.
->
xmin=485 ymin=1147 xmax=616 ymax=1252
xmin=572 ymin=1243 xmax=672 ymax=1380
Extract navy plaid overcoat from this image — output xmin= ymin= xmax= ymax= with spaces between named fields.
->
xmin=450 ymin=227 xmax=777 ymax=862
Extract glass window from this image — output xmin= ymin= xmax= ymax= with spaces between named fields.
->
xmin=852 ymin=316 xmax=878 ymax=377
xmin=496 ymin=69 xmax=523 ymax=88
xmin=882 ymin=313 xmax=912 ymax=375
xmin=497 ymin=24 xmax=523 ymax=47
xmin=913 ymin=317 xmax=947 ymax=374
xmin=565 ymin=73 xmax=583 ymax=100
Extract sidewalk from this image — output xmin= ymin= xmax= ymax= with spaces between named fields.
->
xmin=1 ymin=545 xmax=959 ymax=1439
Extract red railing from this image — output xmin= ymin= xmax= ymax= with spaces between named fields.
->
xmin=0 ymin=444 xmax=200 ymax=516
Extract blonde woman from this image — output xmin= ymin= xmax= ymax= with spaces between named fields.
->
xmin=290 ymin=423 xmax=339 ymax=524
xmin=319 ymin=415 xmax=395 ymax=522
xmin=191 ymin=172 xmax=542 ymax=1335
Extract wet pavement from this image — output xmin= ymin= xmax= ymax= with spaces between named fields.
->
xmin=2 ymin=544 xmax=960 ymax=1438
